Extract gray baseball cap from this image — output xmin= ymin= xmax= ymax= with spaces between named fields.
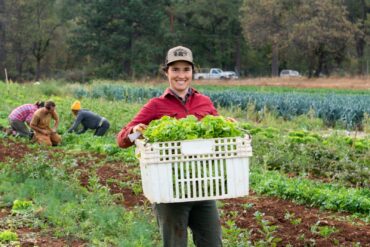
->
xmin=165 ymin=46 xmax=194 ymax=66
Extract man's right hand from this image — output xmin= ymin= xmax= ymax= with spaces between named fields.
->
xmin=132 ymin=123 xmax=147 ymax=134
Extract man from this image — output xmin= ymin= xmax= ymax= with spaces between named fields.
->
xmin=8 ymin=101 xmax=44 ymax=138
xmin=117 ymin=46 xmax=222 ymax=247
xmin=68 ymin=100 xmax=110 ymax=136
xmin=30 ymin=100 xmax=62 ymax=146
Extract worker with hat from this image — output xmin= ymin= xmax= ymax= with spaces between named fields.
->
xmin=68 ymin=100 xmax=110 ymax=136
xmin=117 ymin=46 xmax=222 ymax=247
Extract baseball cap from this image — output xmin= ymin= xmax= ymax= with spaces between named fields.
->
xmin=165 ymin=46 xmax=193 ymax=66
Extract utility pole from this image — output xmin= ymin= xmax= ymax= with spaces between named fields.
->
xmin=5 ymin=68 xmax=8 ymax=84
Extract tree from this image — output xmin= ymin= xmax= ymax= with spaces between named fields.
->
xmin=240 ymin=0 xmax=289 ymax=76
xmin=3 ymin=0 xmax=34 ymax=80
xmin=71 ymin=0 xmax=167 ymax=78
xmin=2 ymin=0 xmax=64 ymax=81
xmin=343 ymin=0 xmax=370 ymax=75
xmin=289 ymin=0 xmax=356 ymax=77
xmin=30 ymin=0 xmax=61 ymax=80
xmin=169 ymin=0 xmax=246 ymax=73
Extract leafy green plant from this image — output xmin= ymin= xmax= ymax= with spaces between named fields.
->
xmin=310 ymin=221 xmax=338 ymax=237
xmin=11 ymin=199 xmax=34 ymax=214
xmin=242 ymin=203 xmax=254 ymax=210
xmin=253 ymin=211 xmax=282 ymax=246
xmin=284 ymin=211 xmax=302 ymax=225
xmin=0 ymin=230 xmax=18 ymax=242
xmin=222 ymin=220 xmax=252 ymax=247
xmin=251 ymin=169 xmax=370 ymax=215
xmin=144 ymin=115 xmax=243 ymax=142
xmin=131 ymin=182 xmax=143 ymax=196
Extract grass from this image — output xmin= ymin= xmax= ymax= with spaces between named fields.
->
xmin=0 ymin=151 xmax=159 ymax=246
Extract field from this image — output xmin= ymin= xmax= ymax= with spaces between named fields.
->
xmin=0 ymin=79 xmax=369 ymax=246
xmin=192 ymin=77 xmax=370 ymax=90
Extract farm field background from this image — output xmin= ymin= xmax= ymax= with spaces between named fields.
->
xmin=0 ymin=79 xmax=369 ymax=246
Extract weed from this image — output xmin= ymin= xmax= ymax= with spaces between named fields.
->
xmin=284 ymin=211 xmax=302 ymax=225
xmin=242 ymin=203 xmax=254 ymax=210
xmin=253 ymin=211 xmax=282 ymax=246
xmin=222 ymin=220 xmax=252 ymax=247
xmin=131 ymin=182 xmax=143 ymax=195
xmin=310 ymin=221 xmax=338 ymax=237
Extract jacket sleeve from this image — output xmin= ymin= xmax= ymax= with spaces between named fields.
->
xmin=68 ymin=112 xmax=83 ymax=133
xmin=209 ymin=99 xmax=218 ymax=116
xmin=203 ymin=94 xmax=218 ymax=116
xmin=76 ymin=126 xmax=87 ymax=134
xmin=116 ymin=99 xmax=158 ymax=148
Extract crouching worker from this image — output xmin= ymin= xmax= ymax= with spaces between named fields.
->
xmin=30 ymin=101 xmax=62 ymax=146
xmin=68 ymin=100 xmax=110 ymax=136
xmin=8 ymin=101 xmax=45 ymax=138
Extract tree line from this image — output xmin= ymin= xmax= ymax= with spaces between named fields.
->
xmin=0 ymin=0 xmax=368 ymax=81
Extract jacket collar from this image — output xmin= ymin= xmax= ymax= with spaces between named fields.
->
xmin=161 ymin=87 xmax=198 ymax=99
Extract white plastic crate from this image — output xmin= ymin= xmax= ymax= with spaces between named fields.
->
xmin=135 ymin=136 xmax=252 ymax=203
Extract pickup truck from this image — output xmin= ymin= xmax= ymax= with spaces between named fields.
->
xmin=194 ymin=68 xmax=238 ymax=80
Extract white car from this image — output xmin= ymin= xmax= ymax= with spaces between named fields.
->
xmin=194 ymin=68 xmax=236 ymax=80
xmin=280 ymin=70 xmax=301 ymax=77
xmin=223 ymin=71 xmax=239 ymax=79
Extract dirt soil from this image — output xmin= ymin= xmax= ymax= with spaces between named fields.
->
xmin=0 ymin=138 xmax=369 ymax=246
xmin=191 ymin=77 xmax=370 ymax=90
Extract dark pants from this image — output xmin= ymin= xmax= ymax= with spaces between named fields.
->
xmin=94 ymin=119 xmax=110 ymax=136
xmin=154 ymin=200 xmax=222 ymax=247
xmin=9 ymin=119 xmax=32 ymax=138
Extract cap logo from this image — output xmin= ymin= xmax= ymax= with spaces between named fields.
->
xmin=173 ymin=48 xmax=187 ymax=57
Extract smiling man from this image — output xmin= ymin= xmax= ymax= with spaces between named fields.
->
xmin=117 ymin=46 xmax=222 ymax=247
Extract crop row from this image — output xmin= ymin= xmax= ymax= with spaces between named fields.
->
xmin=73 ymin=84 xmax=370 ymax=129
xmin=251 ymin=169 xmax=370 ymax=215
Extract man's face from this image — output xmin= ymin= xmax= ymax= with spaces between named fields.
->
xmin=166 ymin=61 xmax=193 ymax=97
xmin=46 ymin=105 xmax=55 ymax=113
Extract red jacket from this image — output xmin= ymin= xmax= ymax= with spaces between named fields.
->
xmin=117 ymin=88 xmax=218 ymax=148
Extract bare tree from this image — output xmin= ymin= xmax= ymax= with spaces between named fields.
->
xmin=31 ymin=0 xmax=60 ymax=80
xmin=4 ymin=0 xmax=34 ymax=80
xmin=240 ymin=0 xmax=288 ymax=77
xmin=289 ymin=0 xmax=356 ymax=77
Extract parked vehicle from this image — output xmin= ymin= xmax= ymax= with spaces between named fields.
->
xmin=194 ymin=68 xmax=238 ymax=80
xmin=223 ymin=71 xmax=239 ymax=79
xmin=280 ymin=69 xmax=301 ymax=77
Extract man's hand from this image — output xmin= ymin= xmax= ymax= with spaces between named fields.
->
xmin=133 ymin=123 xmax=147 ymax=134
xmin=226 ymin=117 xmax=237 ymax=123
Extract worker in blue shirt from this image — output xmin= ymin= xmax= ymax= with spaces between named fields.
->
xmin=68 ymin=100 xmax=110 ymax=136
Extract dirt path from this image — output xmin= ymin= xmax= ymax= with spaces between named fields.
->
xmin=1 ymin=138 xmax=369 ymax=246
